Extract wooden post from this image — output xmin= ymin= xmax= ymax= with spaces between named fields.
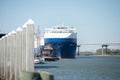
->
xmin=1 ymin=37 xmax=4 ymax=78
xmin=0 ymin=38 xmax=2 ymax=78
xmin=16 ymin=27 xmax=22 ymax=80
xmin=8 ymin=31 xmax=15 ymax=80
xmin=6 ymin=34 xmax=11 ymax=80
xmin=2 ymin=36 xmax=6 ymax=80
xmin=2 ymin=36 xmax=5 ymax=80
xmin=11 ymin=31 xmax=17 ymax=80
xmin=8 ymin=33 xmax=11 ymax=80
xmin=22 ymin=23 xmax=27 ymax=71
xmin=0 ymin=19 xmax=35 ymax=80
xmin=26 ymin=19 xmax=34 ymax=72
xmin=4 ymin=35 xmax=8 ymax=80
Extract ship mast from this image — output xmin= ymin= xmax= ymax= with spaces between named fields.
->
xmin=36 ymin=25 xmax=41 ymax=56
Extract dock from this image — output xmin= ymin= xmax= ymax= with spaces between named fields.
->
xmin=44 ymin=57 xmax=59 ymax=61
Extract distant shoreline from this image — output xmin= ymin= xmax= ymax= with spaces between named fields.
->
xmin=89 ymin=55 xmax=120 ymax=56
xmin=77 ymin=54 xmax=120 ymax=56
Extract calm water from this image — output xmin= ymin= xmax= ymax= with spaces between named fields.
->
xmin=35 ymin=56 xmax=120 ymax=80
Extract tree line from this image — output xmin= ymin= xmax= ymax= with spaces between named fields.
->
xmin=96 ymin=48 xmax=120 ymax=55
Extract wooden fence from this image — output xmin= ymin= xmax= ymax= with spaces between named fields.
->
xmin=0 ymin=19 xmax=34 ymax=80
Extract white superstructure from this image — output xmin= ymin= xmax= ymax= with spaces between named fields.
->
xmin=44 ymin=25 xmax=77 ymax=38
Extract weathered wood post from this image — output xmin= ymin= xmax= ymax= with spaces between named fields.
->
xmin=1 ymin=37 xmax=4 ymax=79
xmin=2 ymin=36 xmax=6 ymax=80
xmin=22 ymin=23 xmax=27 ymax=71
xmin=3 ymin=37 xmax=5 ymax=78
xmin=0 ymin=19 xmax=37 ymax=80
xmin=4 ymin=35 xmax=8 ymax=80
xmin=2 ymin=33 xmax=11 ymax=80
xmin=0 ymin=38 xmax=2 ymax=78
xmin=0 ymin=38 xmax=2 ymax=79
xmin=8 ymin=32 xmax=15 ymax=80
xmin=9 ymin=31 xmax=16 ymax=80
xmin=6 ymin=33 xmax=11 ymax=80
xmin=11 ymin=31 xmax=18 ymax=80
xmin=26 ymin=19 xmax=34 ymax=72
xmin=2 ymin=37 xmax=5 ymax=79
xmin=16 ymin=27 xmax=22 ymax=80
xmin=8 ymin=32 xmax=13 ymax=80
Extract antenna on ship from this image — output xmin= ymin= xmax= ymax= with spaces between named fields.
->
xmin=36 ymin=24 xmax=41 ymax=57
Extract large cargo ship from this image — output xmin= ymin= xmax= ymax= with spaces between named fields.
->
xmin=44 ymin=25 xmax=77 ymax=58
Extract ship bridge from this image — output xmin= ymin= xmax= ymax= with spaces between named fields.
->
xmin=44 ymin=25 xmax=76 ymax=33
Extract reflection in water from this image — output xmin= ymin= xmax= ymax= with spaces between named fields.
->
xmin=35 ymin=65 xmax=58 ymax=69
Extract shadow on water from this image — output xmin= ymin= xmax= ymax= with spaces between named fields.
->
xmin=35 ymin=65 xmax=59 ymax=69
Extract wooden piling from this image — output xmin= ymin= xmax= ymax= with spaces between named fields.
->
xmin=22 ymin=24 xmax=27 ymax=72
xmin=0 ymin=19 xmax=54 ymax=80
xmin=0 ymin=38 xmax=2 ymax=79
xmin=26 ymin=19 xmax=34 ymax=72
xmin=16 ymin=27 xmax=22 ymax=80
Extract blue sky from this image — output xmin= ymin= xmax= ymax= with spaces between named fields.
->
xmin=0 ymin=0 xmax=120 ymax=51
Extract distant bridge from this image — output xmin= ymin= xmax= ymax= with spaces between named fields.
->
xmin=79 ymin=42 xmax=120 ymax=46
xmin=77 ymin=42 xmax=120 ymax=56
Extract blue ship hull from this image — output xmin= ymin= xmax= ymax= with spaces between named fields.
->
xmin=44 ymin=38 xmax=77 ymax=58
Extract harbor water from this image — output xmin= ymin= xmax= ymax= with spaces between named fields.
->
xmin=35 ymin=56 xmax=120 ymax=80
